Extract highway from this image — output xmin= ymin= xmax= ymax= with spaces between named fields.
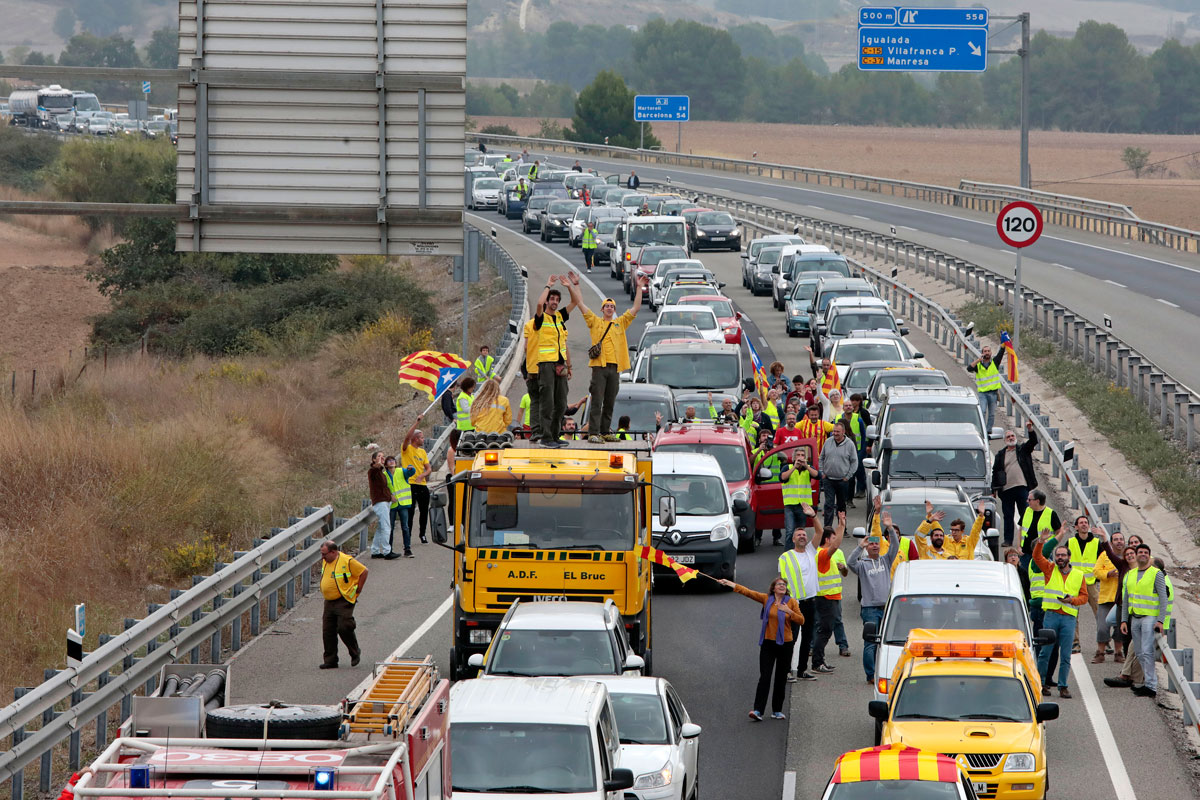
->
xmin=552 ymin=153 xmax=1200 ymax=395
xmin=226 ymin=199 xmax=1198 ymax=800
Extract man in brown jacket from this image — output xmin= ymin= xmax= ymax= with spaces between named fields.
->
xmin=368 ymin=452 xmax=400 ymax=559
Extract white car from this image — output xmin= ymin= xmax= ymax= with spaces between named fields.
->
xmin=649 ymin=451 xmax=739 ymax=580
xmin=468 ymin=176 xmax=503 ymax=209
xmin=826 ymin=334 xmax=929 ymax=370
xmin=650 ymin=259 xmax=706 ymax=308
xmin=741 ymin=234 xmax=805 ymax=288
xmin=655 ymin=305 xmax=723 ymax=344
xmin=771 ymin=244 xmax=834 ymax=309
xmin=593 ymin=677 xmax=701 ymax=800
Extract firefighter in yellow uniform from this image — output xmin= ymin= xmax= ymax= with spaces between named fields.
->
xmin=319 ymin=540 xmax=368 ymax=669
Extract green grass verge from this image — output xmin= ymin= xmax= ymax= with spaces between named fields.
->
xmin=958 ymin=301 xmax=1200 ymax=525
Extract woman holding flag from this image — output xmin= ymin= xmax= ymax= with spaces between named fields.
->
xmin=716 ymin=575 xmax=805 ymax=721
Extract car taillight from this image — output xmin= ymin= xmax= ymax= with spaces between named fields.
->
xmin=876 ymin=677 xmax=889 ymax=694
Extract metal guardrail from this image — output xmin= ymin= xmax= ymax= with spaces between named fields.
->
xmin=663 ymin=183 xmax=1200 ymax=453
xmin=726 ymin=204 xmax=1200 ymax=734
xmin=470 ymin=132 xmax=1200 ymax=254
xmin=0 ymin=223 xmax=527 ymax=799
xmin=957 ymin=180 xmax=1138 ymax=221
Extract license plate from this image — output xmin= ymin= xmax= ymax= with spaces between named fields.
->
xmin=711 ymin=236 xmax=726 ymax=242
xmin=670 ymin=554 xmax=696 ymax=564
xmin=971 ymin=783 xmax=988 ymax=794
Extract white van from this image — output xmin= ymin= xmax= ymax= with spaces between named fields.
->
xmin=450 ymin=677 xmax=635 ymax=800
xmin=650 ymin=452 xmax=740 ymax=581
xmin=864 ymin=561 xmax=1050 ymax=729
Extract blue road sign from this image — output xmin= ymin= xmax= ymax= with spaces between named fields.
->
xmin=858 ymin=26 xmax=987 ymax=72
xmin=634 ymin=95 xmax=689 ymax=123
xmin=142 ymin=81 xmax=151 ymax=94
xmin=896 ymin=7 xmax=988 ymax=27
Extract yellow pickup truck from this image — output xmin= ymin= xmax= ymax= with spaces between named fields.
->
xmin=868 ymin=629 xmax=1058 ymax=800
xmin=432 ymin=440 xmax=657 ymax=680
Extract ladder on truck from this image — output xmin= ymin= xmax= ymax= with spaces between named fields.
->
xmin=342 ymin=656 xmax=437 ymax=738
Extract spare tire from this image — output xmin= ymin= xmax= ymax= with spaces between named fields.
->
xmin=205 ymin=702 xmax=342 ymax=740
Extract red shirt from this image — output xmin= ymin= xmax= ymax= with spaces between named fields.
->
xmin=774 ymin=427 xmax=803 ymax=447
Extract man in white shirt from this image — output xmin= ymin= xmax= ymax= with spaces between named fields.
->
xmin=778 ymin=506 xmax=845 ymax=682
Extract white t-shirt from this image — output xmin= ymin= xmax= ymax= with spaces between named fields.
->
xmin=779 ymin=541 xmax=819 ymax=601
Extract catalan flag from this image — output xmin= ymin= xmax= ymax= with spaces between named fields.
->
xmin=821 ymin=359 xmax=841 ymax=395
xmin=1000 ymin=330 xmax=1019 ymax=383
xmin=745 ymin=336 xmax=770 ymax=402
xmin=832 ymin=745 xmax=960 ymax=785
xmin=397 ymin=350 xmax=470 ymax=400
xmin=638 ymin=545 xmax=698 ymax=583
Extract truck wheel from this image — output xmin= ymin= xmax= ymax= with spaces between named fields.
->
xmin=205 ymin=703 xmax=341 ymax=740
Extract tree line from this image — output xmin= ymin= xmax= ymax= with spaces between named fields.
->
xmin=468 ymin=17 xmax=1200 ymax=134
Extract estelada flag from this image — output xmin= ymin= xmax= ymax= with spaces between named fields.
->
xmin=397 ymin=350 xmax=470 ymax=400
xmin=1000 ymin=330 xmax=1019 ymax=383
xmin=638 ymin=545 xmax=698 ymax=583
xmin=745 ymin=335 xmax=770 ymax=402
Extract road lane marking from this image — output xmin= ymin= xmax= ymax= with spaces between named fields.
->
xmin=781 ymin=771 xmax=796 ymax=800
xmin=853 ymin=215 xmax=869 ymax=221
xmin=1071 ymin=655 xmax=1138 ymax=800
xmin=1054 ymin=263 xmax=1075 ymax=271
xmin=1156 ymin=298 xmax=1180 ymax=308
xmin=950 ymin=237 xmax=969 ymax=244
xmin=1104 ymin=279 xmax=1128 ymax=288
xmin=760 ymin=336 xmax=769 ymax=347
xmin=346 ymin=593 xmax=453 ymax=701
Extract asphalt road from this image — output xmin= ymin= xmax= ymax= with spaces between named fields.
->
xmin=551 ymin=153 xmax=1200 ymax=395
xmin=229 ymin=205 xmax=1198 ymax=800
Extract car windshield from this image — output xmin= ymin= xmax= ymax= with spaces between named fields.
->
xmin=886 ymin=447 xmax=988 ymax=481
xmin=597 ymin=220 xmax=619 ymax=234
xmin=639 ymin=328 xmax=699 ymax=351
xmin=887 ymin=404 xmax=982 ymax=436
xmin=654 ymin=474 xmax=728 ymax=515
xmin=697 ymin=212 xmax=734 ymax=226
xmin=830 ymin=312 xmax=897 ymax=336
xmin=876 ymin=502 xmax=972 ymax=542
xmin=622 ymin=194 xmax=648 ymax=208
xmin=573 ymin=207 xmax=589 ymax=220
xmin=609 ymin=692 xmax=669 ymax=745
xmin=548 ymin=201 xmax=579 ymax=214
xmin=629 ymin=221 xmax=687 ymax=247
xmin=758 ymin=248 xmax=783 ymax=266
xmin=660 ymin=310 xmax=716 ymax=330
xmin=833 ymin=342 xmax=904 ymax=364
xmin=609 ymin=397 xmax=675 ymax=431
xmin=818 ymin=289 xmax=874 ymax=313
xmin=883 ymin=595 xmax=1030 ymax=645
xmin=681 ymin=298 xmax=734 ymax=317
xmin=666 ymin=285 xmax=716 ymax=305
xmin=893 ymin=675 xmax=1032 ymax=722
xmin=873 ymin=373 xmax=950 ymax=402
xmin=642 ymin=247 xmax=688 ymax=265
xmin=789 ymin=282 xmax=821 ymax=303
xmin=451 ymin=722 xmax=598 ymax=793
xmin=73 ymin=95 xmax=101 ymax=112
xmin=467 ymin=486 xmax=635 ymax=550
xmin=475 ymin=179 xmax=503 ymax=190
xmin=487 ymin=629 xmax=618 ymax=676
xmin=527 ymin=196 xmax=551 ymax=210
xmin=827 ymin=780 xmax=961 ymax=799
xmin=656 ymin=443 xmax=749 ymax=483
xmin=789 ymin=257 xmax=847 ymax=276
xmin=648 ymin=352 xmax=740 ymax=390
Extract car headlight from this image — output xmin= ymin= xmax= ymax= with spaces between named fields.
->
xmin=710 ymin=522 xmax=734 ymax=542
xmin=634 ymin=764 xmax=672 ymax=789
xmin=696 ymin=230 xmax=707 ymax=237
xmin=790 ymin=309 xmax=801 ymax=316
xmin=1003 ymin=753 xmax=1036 ymax=773
xmin=731 ymin=488 xmax=748 ymax=504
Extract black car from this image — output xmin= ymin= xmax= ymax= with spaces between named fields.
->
xmin=521 ymin=195 xmax=553 ymax=233
xmin=688 ymin=211 xmax=741 ymax=252
xmin=540 ymin=199 xmax=583 ymax=242
xmin=579 ymin=382 xmax=677 ymax=434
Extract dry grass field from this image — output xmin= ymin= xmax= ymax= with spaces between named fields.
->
xmin=476 ymin=116 xmax=1200 ymax=230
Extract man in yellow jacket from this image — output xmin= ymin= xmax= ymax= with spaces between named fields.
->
xmin=318 ymin=539 xmax=368 ymax=669
xmin=531 ymin=274 xmax=579 ymax=447
xmin=914 ymin=500 xmax=984 ymax=560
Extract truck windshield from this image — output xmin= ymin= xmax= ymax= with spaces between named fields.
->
xmin=73 ymin=94 xmax=101 ymax=112
xmin=653 ymin=474 xmax=728 ymax=516
xmin=629 ymin=221 xmax=686 ymax=247
xmin=887 ymin=405 xmax=982 ymax=437
xmin=649 ymin=352 xmax=739 ymax=389
xmin=467 ymin=486 xmax=635 ymax=550
xmin=893 ymin=675 xmax=1032 ymax=722
xmin=886 ymin=447 xmax=987 ymax=480
xmin=883 ymin=595 xmax=1030 ymax=645
xmin=451 ymin=722 xmax=597 ymax=794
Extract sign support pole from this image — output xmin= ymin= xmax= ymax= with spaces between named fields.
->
xmin=1013 ymin=248 xmax=1022 ymax=349
xmin=990 ymin=12 xmax=1032 ymax=188
xmin=640 ymin=122 xmax=644 ymax=151
xmin=676 ymin=121 xmax=681 ymax=153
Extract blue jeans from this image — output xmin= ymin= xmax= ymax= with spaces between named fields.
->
xmin=1129 ymin=615 xmax=1158 ymax=691
xmin=861 ymin=606 xmax=884 ymax=681
xmin=371 ymin=501 xmax=393 ymax=555
xmin=783 ymin=504 xmax=807 ymax=540
xmin=978 ymin=390 xmax=999 ymax=431
xmin=1029 ymin=598 xmax=1045 ymax=657
xmin=393 ymin=504 xmax=412 ymax=553
xmin=1036 ymin=611 xmax=1076 ymax=688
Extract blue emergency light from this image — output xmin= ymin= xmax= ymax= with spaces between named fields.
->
xmin=312 ymin=767 xmax=337 ymax=791
xmin=128 ymin=765 xmax=151 ymax=789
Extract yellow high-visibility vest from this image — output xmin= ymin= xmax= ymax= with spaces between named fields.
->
xmin=1123 ymin=567 xmax=1163 ymax=618
xmin=1067 ymin=537 xmax=1101 ymax=585
xmin=818 ymin=550 xmax=845 ymax=597
xmin=976 ymin=361 xmax=1002 ymax=393
xmin=1043 ymin=567 xmax=1086 ymax=616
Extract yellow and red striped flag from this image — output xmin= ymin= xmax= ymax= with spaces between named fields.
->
xmin=638 ymin=545 xmax=698 ymax=583
xmin=397 ymin=350 xmax=471 ymax=400
xmin=832 ymin=745 xmax=960 ymax=785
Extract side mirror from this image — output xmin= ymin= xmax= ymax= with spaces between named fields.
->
xmin=680 ymin=722 xmax=702 ymax=739
xmin=1035 ymin=702 xmax=1059 ymax=723
xmin=771 ymin=265 xmax=779 ymax=274
xmin=624 ymin=654 xmax=645 ymax=672
xmin=900 ymin=327 xmax=910 ymax=336
xmin=620 ymin=371 xmax=632 ymax=382
xmin=985 ymin=527 xmax=1001 ymax=541
xmin=911 ymin=352 xmax=925 ymax=359
xmin=758 ymin=467 xmax=773 ymax=480
xmin=735 ymin=311 xmax=743 ymax=320
xmin=740 ymin=252 xmax=748 ymax=259
xmin=862 ymin=458 xmax=877 ymax=470
xmin=629 ymin=344 xmax=638 ymax=352
xmin=658 ymin=495 xmax=677 ymax=528
xmin=430 ymin=492 xmax=449 ymax=544
xmin=871 ymin=470 xmax=881 ymax=487
xmin=1037 ymin=628 xmax=1057 ymax=647
xmin=867 ymin=700 xmax=888 ymax=721
xmin=865 ymin=425 xmax=878 ymax=440
xmin=852 ymin=525 xmax=867 ymax=539
xmin=732 ymin=498 xmax=749 ymax=514
xmin=604 ymin=769 xmax=635 ymax=793
xmin=718 ymin=282 xmax=727 ymax=289
xmin=467 ymin=653 xmax=485 ymax=668
xmin=990 ymin=427 xmax=1005 ymax=440
xmin=863 ymin=621 xmax=879 ymax=642
xmin=816 ymin=324 xmax=827 ymax=335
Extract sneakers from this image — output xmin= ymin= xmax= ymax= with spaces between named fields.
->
xmin=588 ymin=435 xmax=604 ymax=444
xmin=771 ymin=711 xmax=786 ymax=720
xmin=786 ymin=671 xmax=798 ymax=683
xmin=1071 ymin=643 xmax=1082 ymax=654
xmin=1132 ymin=685 xmax=1158 ymax=698
xmin=814 ymin=664 xmax=836 ymax=674
xmin=404 ymin=551 xmax=415 ymax=559
xmin=319 ymin=662 xmax=337 ymax=670
xmin=382 ymin=552 xmax=401 ymax=560
xmin=748 ymin=710 xmax=763 ymax=721
xmin=1041 ymin=685 xmax=1051 ymax=696
xmin=419 ymin=535 xmax=428 ymax=544
xmin=351 ymin=654 xmax=361 ymax=667
xmin=798 ymin=671 xmax=818 ymax=681
xmin=1104 ymin=676 xmax=1133 ymax=688
xmin=839 ymin=647 xmax=852 ymax=658
xmin=1058 ymin=687 xmax=1072 ymax=699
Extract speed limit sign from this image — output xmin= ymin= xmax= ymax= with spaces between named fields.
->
xmin=997 ymin=201 xmax=1044 ymax=248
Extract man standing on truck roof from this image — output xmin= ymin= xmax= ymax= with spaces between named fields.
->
xmin=532 ymin=274 xmax=578 ymax=447
xmin=319 ymin=539 xmax=367 ymax=670
xmin=573 ymin=271 xmax=646 ymax=443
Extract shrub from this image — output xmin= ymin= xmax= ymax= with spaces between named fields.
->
xmin=0 ymin=125 xmax=61 ymax=192
xmin=1121 ymin=146 xmax=1151 ymax=178
xmin=481 ymin=124 xmax=518 ymax=135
